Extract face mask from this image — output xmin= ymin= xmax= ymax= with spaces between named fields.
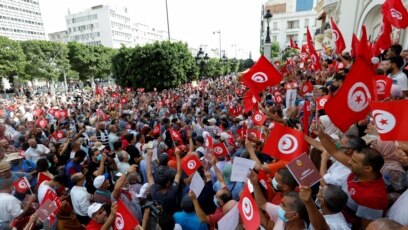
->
xmin=213 ymin=196 xmax=220 ymax=208
xmin=82 ymin=180 xmax=87 ymax=187
xmin=48 ymin=161 xmax=52 ymax=168
xmin=96 ymin=154 xmax=103 ymax=162
xmin=272 ymin=177 xmax=279 ymax=191
xmin=277 ymin=206 xmax=289 ymax=223
xmin=315 ymin=197 xmax=322 ymax=209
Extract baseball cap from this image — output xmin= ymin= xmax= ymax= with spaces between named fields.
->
xmin=93 ymin=175 xmax=106 ymax=189
xmin=0 ymin=161 xmax=11 ymax=173
xmin=208 ymin=118 xmax=217 ymax=124
xmin=92 ymin=142 xmax=105 ymax=151
xmin=87 ymin=203 xmax=104 ymax=218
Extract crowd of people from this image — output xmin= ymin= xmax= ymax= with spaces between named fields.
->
xmin=0 ymin=44 xmax=407 ymax=230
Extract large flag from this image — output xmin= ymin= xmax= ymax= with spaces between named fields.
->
xmin=182 ymin=154 xmax=202 ymax=176
xmin=302 ymin=100 xmax=311 ymax=135
xmin=13 ymin=177 xmax=30 ymax=193
xmin=262 ymin=123 xmax=305 ymax=161
xmin=330 ymin=17 xmax=346 ymax=54
xmin=306 ymin=27 xmax=313 ymax=46
xmin=374 ymin=16 xmax=392 ymax=55
xmin=243 ymin=91 xmax=260 ymax=113
xmin=114 ymin=199 xmax=139 ymax=230
xmin=351 ymin=34 xmax=360 ymax=57
xmin=306 ymin=27 xmax=322 ymax=71
xmin=238 ymin=184 xmax=260 ymax=230
xmin=325 ymin=58 xmax=376 ymax=132
xmin=369 ymin=100 xmax=408 ymax=141
xmin=241 ymin=55 xmax=283 ymax=94
xmin=382 ymin=0 xmax=408 ymax=29
xmin=373 ymin=75 xmax=393 ymax=101
xmin=356 ymin=25 xmax=371 ymax=61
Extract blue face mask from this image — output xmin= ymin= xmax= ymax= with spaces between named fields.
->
xmin=277 ymin=207 xmax=289 ymax=223
xmin=213 ymin=196 xmax=220 ymax=208
xmin=315 ymin=198 xmax=322 ymax=209
xmin=48 ymin=161 xmax=52 ymax=169
xmin=96 ymin=154 xmax=103 ymax=162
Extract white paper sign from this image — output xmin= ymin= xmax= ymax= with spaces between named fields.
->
xmin=190 ymin=171 xmax=205 ymax=197
xmin=218 ymin=203 xmax=239 ymax=230
xmin=231 ymin=157 xmax=256 ymax=182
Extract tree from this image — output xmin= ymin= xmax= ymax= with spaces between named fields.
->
xmin=271 ymin=42 xmax=280 ymax=58
xmin=0 ymin=36 xmax=26 ymax=87
xmin=67 ymin=42 xmax=115 ymax=82
xmin=112 ymin=41 xmax=197 ymax=91
xmin=20 ymin=40 xmax=69 ymax=81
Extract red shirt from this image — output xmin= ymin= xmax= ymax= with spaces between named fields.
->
xmin=86 ymin=220 xmax=103 ymax=230
xmin=208 ymin=207 xmax=224 ymax=230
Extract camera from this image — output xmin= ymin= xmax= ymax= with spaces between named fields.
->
xmin=141 ymin=200 xmax=162 ymax=219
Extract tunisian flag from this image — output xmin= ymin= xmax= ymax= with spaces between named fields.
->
xmin=262 ymin=123 xmax=305 ymax=161
xmin=300 ymin=81 xmax=313 ymax=96
xmin=238 ymin=184 xmax=260 ymax=230
xmin=212 ymin=142 xmax=229 ymax=157
xmin=114 ymin=199 xmax=139 ymax=230
xmin=153 ymin=123 xmax=161 ymax=135
xmin=330 ymin=17 xmax=346 ymax=54
xmin=316 ymin=95 xmax=330 ymax=111
xmin=382 ymin=0 xmax=408 ymax=29
xmin=241 ymin=55 xmax=282 ymax=94
xmin=374 ymin=16 xmax=392 ymax=55
xmin=302 ymin=100 xmax=311 ymax=135
xmin=356 ymin=25 xmax=372 ymax=62
xmin=182 ymin=154 xmax=202 ymax=176
xmin=351 ymin=34 xmax=360 ymax=57
xmin=169 ymin=129 xmax=184 ymax=144
xmin=369 ymin=100 xmax=408 ymax=141
xmin=325 ymin=58 xmax=376 ymax=132
xmin=243 ymin=91 xmax=261 ymax=113
xmin=252 ymin=111 xmax=267 ymax=126
xmin=36 ymin=117 xmax=48 ymax=129
xmin=13 ymin=177 xmax=30 ymax=193
xmin=290 ymin=36 xmax=300 ymax=49
xmin=373 ymin=75 xmax=393 ymax=101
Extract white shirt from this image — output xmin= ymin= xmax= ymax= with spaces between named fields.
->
xmin=25 ymin=144 xmax=50 ymax=164
xmin=108 ymin=133 xmax=119 ymax=151
xmin=323 ymin=160 xmax=351 ymax=186
xmin=309 ymin=212 xmax=350 ymax=230
xmin=118 ymin=162 xmax=130 ymax=174
xmin=70 ymin=186 xmax=90 ymax=217
xmin=389 ymin=71 xmax=408 ymax=91
xmin=37 ymin=181 xmax=56 ymax=204
xmin=0 ymin=193 xmax=23 ymax=224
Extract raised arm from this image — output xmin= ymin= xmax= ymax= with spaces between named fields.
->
xmin=210 ymin=156 xmax=226 ymax=188
xmin=112 ymin=165 xmax=137 ymax=199
xmin=146 ymin=149 xmax=155 ymax=186
xmin=174 ymin=147 xmax=182 ymax=184
xmin=299 ymin=186 xmax=329 ymax=230
xmin=93 ymin=154 xmax=107 ymax=177
xmin=248 ymin=170 xmax=267 ymax=210
xmin=189 ymin=190 xmax=210 ymax=224
xmin=245 ymin=139 xmax=262 ymax=171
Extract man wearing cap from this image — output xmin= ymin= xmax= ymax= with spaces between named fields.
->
xmin=86 ymin=202 xmax=117 ymax=230
xmin=93 ymin=174 xmax=111 ymax=205
xmin=24 ymin=138 xmax=50 ymax=164
xmin=70 ymin=172 xmax=91 ymax=225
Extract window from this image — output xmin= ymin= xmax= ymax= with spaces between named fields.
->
xmin=273 ymin=22 xmax=278 ymax=30
xmin=273 ymin=36 xmax=277 ymax=42
xmin=287 ymin=20 xmax=299 ymax=29
xmin=304 ymin=19 xmax=309 ymax=28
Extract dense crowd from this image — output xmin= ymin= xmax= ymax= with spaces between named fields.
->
xmin=0 ymin=44 xmax=407 ymax=230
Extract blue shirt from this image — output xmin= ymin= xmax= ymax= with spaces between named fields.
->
xmin=173 ymin=211 xmax=208 ymax=230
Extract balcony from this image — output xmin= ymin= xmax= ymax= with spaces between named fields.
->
xmin=323 ymin=0 xmax=338 ymax=10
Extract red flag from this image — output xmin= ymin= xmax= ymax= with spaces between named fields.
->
xmin=330 ymin=17 xmax=346 ymax=54
xmin=48 ymin=108 xmax=56 ymax=116
xmin=252 ymin=111 xmax=266 ymax=126
xmin=120 ymin=97 xmax=128 ymax=104
xmin=316 ymin=95 xmax=330 ymax=111
xmin=95 ymin=85 xmax=102 ymax=95
xmin=300 ymin=81 xmax=313 ymax=96
xmin=238 ymin=184 xmax=260 ymax=230
xmin=97 ymin=109 xmax=109 ymax=121
xmin=351 ymin=34 xmax=360 ymax=57
xmin=335 ymin=61 xmax=346 ymax=72
xmin=212 ymin=142 xmax=229 ymax=157
xmin=382 ymin=0 xmax=408 ymax=29
xmin=324 ymin=58 xmax=376 ymax=132
xmin=373 ymin=75 xmax=393 ymax=101
xmin=374 ymin=16 xmax=392 ymax=55
xmin=369 ymin=100 xmax=408 ymax=141
xmin=247 ymin=129 xmax=262 ymax=142
xmin=357 ymin=25 xmax=371 ymax=61
xmin=243 ymin=91 xmax=260 ymax=113
xmin=38 ymin=172 xmax=52 ymax=186
xmin=181 ymin=154 xmax=202 ymax=176
xmin=301 ymin=44 xmax=308 ymax=54
xmin=13 ymin=177 xmax=30 ymax=193
xmin=241 ymin=56 xmax=283 ymax=93
xmin=290 ymin=36 xmax=299 ymax=49
xmin=306 ymin=27 xmax=313 ymax=46
xmin=114 ymin=199 xmax=139 ymax=230
xmin=236 ymin=123 xmax=247 ymax=139
xmin=59 ymin=110 xmax=68 ymax=118
xmin=52 ymin=130 xmax=64 ymax=141
xmin=41 ymin=189 xmax=61 ymax=224
xmin=33 ymin=109 xmax=43 ymax=117
xmin=36 ymin=117 xmax=48 ymax=129
xmin=302 ymin=100 xmax=311 ymax=135
xmin=153 ymin=123 xmax=161 ymax=135
xmin=54 ymin=110 xmax=61 ymax=119
xmin=169 ymin=129 xmax=183 ymax=144
xmin=273 ymin=93 xmax=284 ymax=104
xmin=306 ymin=28 xmax=322 ymax=71
xmin=262 ymin=123 xmax=305 ymax=161
xmin=257 ymin=170 xmax=272 ymax=192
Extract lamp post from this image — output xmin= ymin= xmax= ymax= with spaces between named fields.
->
xmin=213 ymin=30 xmax=222 ymax=60
xmin=222 ymin=52 xmax=228 ymax=76
xmin=196 ymin=48 xmax=209 ymax=79
xmin=165 ymin=0 xmax=171 ymax=41
xmin=263 ymin=9 xmax=273 ymax=62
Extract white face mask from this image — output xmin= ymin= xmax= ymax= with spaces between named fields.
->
xmin=272 ymin=177 xmax=280 ymax=191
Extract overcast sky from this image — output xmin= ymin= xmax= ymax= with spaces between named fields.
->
xmin=39 ymin=0 xmax=265 ymax=59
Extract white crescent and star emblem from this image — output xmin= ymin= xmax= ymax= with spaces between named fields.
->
xmin=242 ymin=197 xmax=254 ymax=220
xmin=338 ymin=63 xmax=344 ymax=68
xmin=347 ymin=82 xmax=371 ymax=112
xmin=376 ymin=80 xmax=386 ymax=94
xmin=115 ymin=213 xmax=125 ymax=230
xmin=187 ymin=160 xmax=196 ymax=169
xmin=302 ymin=85 xmax=308 ymax=93
xmin=254 ymin=114 xmax=263 ymax=122
xmin=39 ymin=121 xmax=45 ymax=126
xmin=154 ymin=127 xmax=159 ymax=133
xmin=18 ymin=180 xmax=27 ymax=189
xmin=214 ymin=146 xmax=223 ymax=154
xmin=251 ymin=96 xmax=257 ymax=103
xmin=372 ymin=109 xmax=396 ymax=134
xmin=332 ymin=30 xmax=339 ymax=42
xmin=311 ymin=55 xmax=317 ymax=64
xmin=251 ymin=72 xmax=268 ymax=83
xmin=390 ymin=8 xmax=403 ymax=20
xmin=319 ymin=98 xmax=327 ymax=107
xmin=278 ymin=134 xmax=298 ymax=154
xmin=57 ymin=133 xmax=63 ymax=138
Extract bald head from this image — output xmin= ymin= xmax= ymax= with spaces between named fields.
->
xmin=71 ymin=172 xmax=85 ymax=185
xmin=366 ymin=218 xmax=404 ymax=230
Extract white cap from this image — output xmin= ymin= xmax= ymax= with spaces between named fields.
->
xmin=93 ymin=142 xmax=105 ymax=151
xmin=87 ymin=203 xmax=104 ymax=218
xmin=93 ymin=175 xmax=105 ymax=189
xmin=207 ymin=118 xmax=217 ymax=124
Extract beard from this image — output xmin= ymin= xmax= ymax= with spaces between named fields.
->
xmin=386 ymin=67 xmax=394 ymax=75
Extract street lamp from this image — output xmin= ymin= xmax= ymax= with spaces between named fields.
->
xmin=222 ymin=52 xmax=228 ymax=75
xmin=213 ymin=30 xmax=222 ymax=60
xmin=263 ymin=9 xmax=273 ymax=61
xmin=196 ymin=48 xmax=209 ymax=79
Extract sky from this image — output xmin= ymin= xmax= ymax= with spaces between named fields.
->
xmin=38 ymin=0 xmax=266 ymax=59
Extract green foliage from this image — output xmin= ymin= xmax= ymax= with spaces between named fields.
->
xmin=67 ymin=42 xmax=115 ymax=81
xmin=20 ymin=40 xmax=69 ymax=81
xmin=0 ymin=36 xmax=26 ymax=78
xmin=112 ymin=41 xmax=197 ymax=91
xmin=271 ymin=42 xmax=280 ymax=58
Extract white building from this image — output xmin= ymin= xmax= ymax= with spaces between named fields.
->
xmin=132 ymin=23 xmax=167 ymax=46
xmin=65 ymin=5 xmax=133 ymax=48
xmin=315 ymin=0 xmax=408 ymax=53
xmin=0 ymin=0 xmax=46 ymax=40
xmin=48 ymin=30 xmax=69 ymax=43
xmin=261 ymin=0 xmax=318 ymax=52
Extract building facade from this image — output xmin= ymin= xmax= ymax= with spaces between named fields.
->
xmin=132 ymin=23 xmax=167 ymax=46
xmin=314 ymin=0 xmax=408 ymax=52
xmin=0 ymin=0 xmax=46 ymax=40
xmin=65 ymin=5 xmax=133 ymax=48
xmin=261 ymin=0 xmax=318 ymax=54
xmin=48 ymin=30 xmax=69 ymax=43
